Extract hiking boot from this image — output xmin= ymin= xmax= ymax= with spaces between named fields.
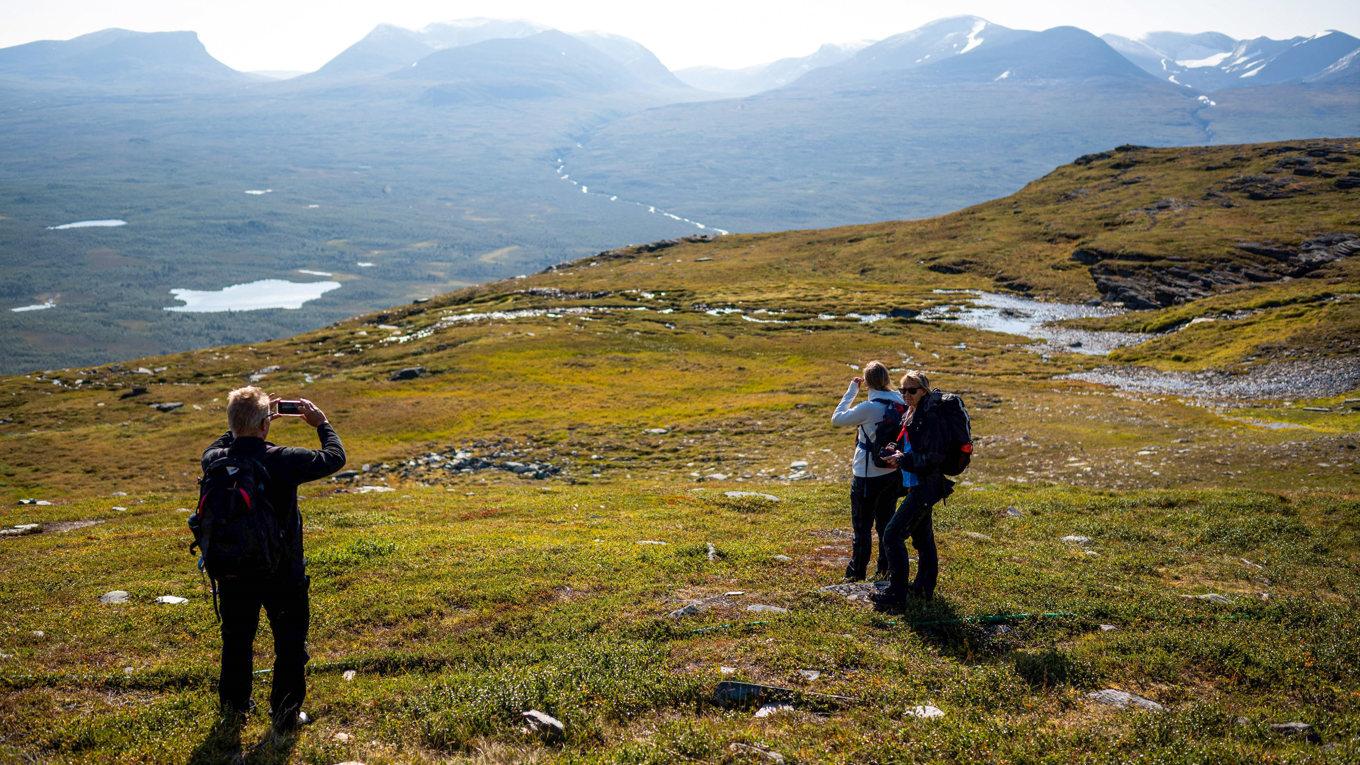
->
xmin=843 ymin=565 xmax=866 ymax=583
xmin=909 ymin=585 xmax=934 ymax=601
xmin=271 ymin=709 xmax=312 ymax=734
xmin=869 ymin=589 xmax=907 ymax=611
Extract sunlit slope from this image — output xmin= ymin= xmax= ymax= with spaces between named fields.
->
xmin=0 ymin=139 xmax=1356 ymax=500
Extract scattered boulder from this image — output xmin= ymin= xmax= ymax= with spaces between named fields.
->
xmin=669 ymin=602 xmax=707 ymax=619
xmin=1087 ymin=689 xmax=1164 ymax=712
xmin=1184 ymin=593 xmax=1233 ymax=605
xmin=706 ymin=542 xmax=719 ymax=562
xmin=1004 ymin=506 xmax=1023 ymax=518
xmin=907 ymin=705 xmax=945 ymax=719
xmin=724 ymin=491 xmax=781 ymax=502
xmin=17 ymin=498 xmax=52 ymax=506
xmin=388 ymin=366 xmax=425 ymax=381
xmin=343 ymin=670 xmax=357 ymax=681
xmin=729 ymin=742 xmax=785 ymax=764
xmin=637 ymin=540 xmax=668 ymax=545
xmin=1269 ymin=722 xmax=1321 ymax=743
xmin=772 ymin=555 xmax=793 ymax=563
xmin=155 ymin=595 xmax=187 ymax=605
xmin=332 ymin=470 xmax=360 ymax=480
xmin=333 ymin=732 xmax=352 ymax=743
xmin=100 ymin=590 xmax=130 ymax=605
xmin=821 ymin=581 xmax=889 ymax=603
xmin=962 ymin=531 xmax=994 ymax=542
xmin=149 ymin=402 xmax=183 ymax=413
xmin=645 ymin=428 xmax=669 ymax=435
xmin=0 ymin=524 xmax=42 ymax=537
xmin=1061 ymin=535 xmax=1092 ymax=545
xmin=754 ymin=704 xmax=794 ymax=718
xmin=521 ymin=709 xmax=565 ymax=741
xmin=746 ymin=604 xmax=788 ymax=614
xmin=1099 ymin=624 xmax=1118 ymax=632
xmin=798 ymin=670 xmax=821 ymax=681
xmin=119 ymin=387 xmax=149 ymax=399
xmin=355 ymin=485 xmax=394 ymax=494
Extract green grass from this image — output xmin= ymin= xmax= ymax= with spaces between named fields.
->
xmin=2 ymin=484 xmax=1358 ymax=762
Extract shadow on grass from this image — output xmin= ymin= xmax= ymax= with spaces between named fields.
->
xmin=894 ymin=596 xmax=1003 ymax=663
xmin=186 ymin=715 xmax=298 ymax=765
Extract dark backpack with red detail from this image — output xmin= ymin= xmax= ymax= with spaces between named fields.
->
xmin=188 ymin=456 xmax=283 ymax=591
xmin=936 ymin=393 xmax=973 ymax=475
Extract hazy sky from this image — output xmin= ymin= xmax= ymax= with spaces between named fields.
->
xmin=2 ymin=0 xmax=1357 ymax=73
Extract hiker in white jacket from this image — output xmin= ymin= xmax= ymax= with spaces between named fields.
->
xmin=831 ymin=361 xmax=906 ymax=581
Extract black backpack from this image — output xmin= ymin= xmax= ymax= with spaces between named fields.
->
xmin=935 ymin=393 xmax=974 ymax=475
xmin=188 ymin=456 xmax=283 ymax=614
xmin=861 ymin=400 xmax=908 ymax=469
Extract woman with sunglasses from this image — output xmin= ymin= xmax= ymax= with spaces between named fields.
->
xmin=874 ymin=371 xmax=953 ymax=607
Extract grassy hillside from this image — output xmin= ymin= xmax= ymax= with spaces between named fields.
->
xmin=1 ymin=140 xmax=1357 ymax=762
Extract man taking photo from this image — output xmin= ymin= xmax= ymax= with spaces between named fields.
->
xmin=198 ymin=386 xmax=345 ymax=733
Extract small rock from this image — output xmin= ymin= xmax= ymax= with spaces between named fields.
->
xmin=0 ymin=523 xmax=42 ymax=537
xmin=388 ymin=366 xmax=425 ymax=381
xmin=521 ymin=709 xmax=565 ymax=740
xmin=789 ymin=460 xmax=808 ymax=469
xmin=772 ymin=555 xmax=793 ymax=563
xmin=746 ymin=604 xmax=788 ymax=614
xmin=1184 ymin=593 xmax=1232 ymax=605
xmin=149 ymin=402 xmax=183 ymax=412
xmin=18 ymin=498 xmax=51 ymax=506
xmin=729 ymin=742 xmax=785 ymax=764
xmin=1006 ymin=506 xmax=1023 ymax=519
xmin=32 ymin=630 xmax=45 ymax=638
xmin=637 ymin=540 xmax=668 ymax=545
xmin=1099 ymin=624 xmax=1118 ymax=632
xmin=645 ymin=428 xmax=669 ymax=435
xmin=333 ymin=732 xmax=352 ymax=743
xmin=355 ymin=486 xmax=394 ymax=494
xmin=111 ymin=506 xmax=127 ymax=512
xmin=332 ymin=470 xmax=360 ymax=480
xmin=154 ymin=595 xmax=187 ymax=605
xmin=724 ymin=491 xmax=780 ymax=502
xmin=100 ymin=590 xmax=130 ymax=605
xmin=1269 ymin=722 xmax=1320 ymax=743
xmin=343 ymin=670 xmax=357 ymax=681
xmin=706 ymin=542 xmax=719 ymax=561
xmin=720 ymin=666 xmax=737 ymax=675
xmin=119 ymin=387 xmax=149 ymax=399
xmin=907 ymin=705 xmax=944 ymax=719
xmin=962 ymin=531 xmax=994 ymax=542
xmin=1087 ymin=689 xmax=1164 ymax=712
xmin=798 ymin=669 xmax=821 ymax=681
xmin=754 ymin=703 xmax=794 ymax=718
xmin=725 ymin=591 xmax=745 ymax=597
xmin=669 ymin=602 xmax=706 ymax=619
xmin=1061 ymin=535 xmax=1092 ymax=545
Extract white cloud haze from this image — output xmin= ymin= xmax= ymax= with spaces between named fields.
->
xmin=0 ymin=0 xmax=1356 ymax=73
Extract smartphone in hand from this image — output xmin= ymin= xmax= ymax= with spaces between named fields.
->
xmin=274 ymin=400 xmax=303 ymax=416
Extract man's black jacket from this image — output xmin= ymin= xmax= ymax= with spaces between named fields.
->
xmin=202 ymin=423 xmax=346 ymax=582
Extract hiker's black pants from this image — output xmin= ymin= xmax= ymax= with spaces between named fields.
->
xmin=848 ymin=473 xmax=899 ymax=578
xmin=218 ymin=575 xmax=310 ymax=718
xmin=884 ymin=481 xmax=940 ymax=597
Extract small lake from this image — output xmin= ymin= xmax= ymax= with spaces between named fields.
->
xmin=46 ymin=219 xmax=127 ymax=230
xmin=918 ymin=290 xmax=1148 ymax=355
xmin=164 ymin=279 xmax=341 ymax=313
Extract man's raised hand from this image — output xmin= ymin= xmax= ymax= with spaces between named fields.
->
xmin=298 ymin=399 xmax=328 ymax=428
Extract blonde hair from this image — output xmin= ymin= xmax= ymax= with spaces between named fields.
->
xmin=899 ymin=370 xmax=930 ymax=391
xmin=863 ymin=361 xmax=890 ymax=391
xmin=227 ymin=386 xmax=271 ymax=435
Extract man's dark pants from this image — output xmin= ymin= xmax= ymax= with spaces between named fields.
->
xmin=218 ymin=575 xmax=310 ymax=719
xmin=848 ymin=473 xmax=899 ymax=579
xmin=883 ymin=478 xmax=942 ymax=597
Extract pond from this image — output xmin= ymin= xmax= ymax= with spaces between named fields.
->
xmin=164 ymin=279 xmax=341 ymax=312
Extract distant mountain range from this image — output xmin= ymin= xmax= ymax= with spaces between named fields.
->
xmin=0 ymin=15 xmax=1356 ymax=372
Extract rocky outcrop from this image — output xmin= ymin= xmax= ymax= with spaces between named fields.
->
xmin=1073 ymin=233 xmax=1359 ymax=308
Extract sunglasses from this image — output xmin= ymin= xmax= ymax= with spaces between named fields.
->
xmin=902 ymin=386 xmax=922 ymax=394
